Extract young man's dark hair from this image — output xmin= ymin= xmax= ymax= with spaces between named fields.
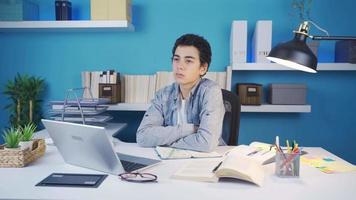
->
xmin=172 ymin=34 xmax=212 ymax=68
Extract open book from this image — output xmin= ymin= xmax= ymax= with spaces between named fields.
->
xmin=155 ymin=146 xmax=222 ymax=159
xmin=172 ymin=143 xmax=276 ymax=186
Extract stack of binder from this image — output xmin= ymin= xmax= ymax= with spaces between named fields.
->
xmin=48 ymin=88 xmax=112 ymax=125
xmin=252 ymin=20 xmax=272 ymax=63
xmin=230 ymin=20 xmax=248 ymax=66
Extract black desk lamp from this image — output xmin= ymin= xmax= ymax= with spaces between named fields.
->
xmin=267 ymin=21 xmax=356 ymax=73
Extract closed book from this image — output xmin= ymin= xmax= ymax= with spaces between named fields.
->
xmin=230 ymin=20 xmax=248 ymax=66
xmin=55 ymin=1 xmax=62 ymax=20
xmin=155 ymin=146 xmax=221 ymax=160
xmin=60 ymin=1 xmax=72 ymax=20
xmin=252 ymin=20 xmax=272 ymax=63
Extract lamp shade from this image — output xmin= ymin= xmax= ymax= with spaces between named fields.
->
xmin=267 ymin=33 xmax=317 ymax=73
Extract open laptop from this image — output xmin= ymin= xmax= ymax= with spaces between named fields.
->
xmin=41 ymin=119 xmax=161 ymax=175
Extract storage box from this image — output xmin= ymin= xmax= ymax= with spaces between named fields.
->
xmin=237 ymin=83 xmax=262 ymax=105
xmin=0 ymin=0 xmax=39 ymax=21
xmin=335 ymin=41 xmax=356 ymax=64
xmin=268 ymin=84 xmax=306 ymax=105
xmin=90 ymin=0 xmax=131 ymax=22
xmin=99 ymin=83 xmax=121 ymax=104
xmin=0 ymin=139 xmax=46 ymax=168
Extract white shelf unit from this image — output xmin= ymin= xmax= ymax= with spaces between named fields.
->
xmin=107 ymin=103 xmax=311 ymax=113
xmin=231 ymin=63 xmax=356 ymax=71
xmin=0 ymin=20 xmax=134 ymax=32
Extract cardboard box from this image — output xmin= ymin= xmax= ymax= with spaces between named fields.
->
xmin=90 ymin=0 xmax=131 ymax=22
xmin=0 ymin=0 xmax=39 ymax=21
xmin=237 ymin=83 xmax=263 ymax=105
xmin=99 ymin=83 xmax=121 ymax=104
xmin=268 ymin=84 xmax=306 ymax=105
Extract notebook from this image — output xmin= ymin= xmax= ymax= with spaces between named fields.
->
xmin=155 ymin=146 xmax=222 ymax=159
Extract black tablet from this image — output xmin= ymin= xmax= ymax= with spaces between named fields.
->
xmin=36 ymin=173 xmax=108 ymax=188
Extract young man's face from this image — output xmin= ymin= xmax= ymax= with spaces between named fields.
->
xmin=172 ymin=45 xmax=207 ymax=87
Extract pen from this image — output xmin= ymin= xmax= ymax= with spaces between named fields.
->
xmin=275 ymin=136 xmax=280 ymax=149
xmin=247 ymin=150 xmax=259 ymax=156
xmin=212 ymin=161 xmax=222 ymax=173
xmin=286 ymin=140 xmax=290 ymax=153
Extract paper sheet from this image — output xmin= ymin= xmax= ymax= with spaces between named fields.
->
xmin=301 ymin=155 xmax=356 ymax=174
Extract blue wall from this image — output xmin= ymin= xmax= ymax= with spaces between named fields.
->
xmin=1 ymin=0 xmax=356 ymax=163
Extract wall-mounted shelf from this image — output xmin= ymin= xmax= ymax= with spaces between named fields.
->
xmin=0 ymin=20 xmax=134 ymax=32
xmin=107 ymin=103 xmax=311 ymax=113
xmin=231 ymin=63 xmax=356 ymax=71
xmin=241 ymin=104 xmax=311 ymax=113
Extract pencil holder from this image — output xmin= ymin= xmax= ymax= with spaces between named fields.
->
xmin=275 ymin=151 xmax=300 ymax=177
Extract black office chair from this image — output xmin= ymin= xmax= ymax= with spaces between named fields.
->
xmin=221 ymin=89 xmax=241 ymax=145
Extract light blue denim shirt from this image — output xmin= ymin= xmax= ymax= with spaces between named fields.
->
xmin=136 ymin=78 xmax=225 ymax=152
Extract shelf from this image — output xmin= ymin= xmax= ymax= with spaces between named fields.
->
xmin=107 ymin=103 xmax=311 ymax=113
xmin=0 ymin=20 xmax=134 ymax=32
xmin=241 ymin=104 xmax=311 ymax=113
xmin=231 ymin=63 xmax=356 ymax=71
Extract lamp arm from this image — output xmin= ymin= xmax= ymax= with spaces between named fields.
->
xmin=310 ymin=35 xmax=356 ymax=40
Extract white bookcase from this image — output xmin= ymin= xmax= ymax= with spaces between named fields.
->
xmin=0 ymin=20 xmax=134 ymax=32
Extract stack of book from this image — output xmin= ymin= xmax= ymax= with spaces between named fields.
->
xmin=122 ymin=70 xmax=228 ymax=104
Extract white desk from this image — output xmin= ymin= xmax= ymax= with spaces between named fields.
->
xmin=1 ymin=138 xmax=355 ymax=199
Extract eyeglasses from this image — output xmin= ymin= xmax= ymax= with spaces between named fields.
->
xmin=118 ymin=172 xmax=158 ymax=183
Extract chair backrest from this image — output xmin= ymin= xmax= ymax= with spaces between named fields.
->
xmin=221 ymin=89 xmax=241 ymax=145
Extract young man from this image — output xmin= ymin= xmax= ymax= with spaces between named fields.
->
xmin=136 ymin=34 xmax=225 ymax=152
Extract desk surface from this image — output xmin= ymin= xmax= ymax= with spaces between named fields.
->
xmin=1 ymin=137 xmax=356 ymax=199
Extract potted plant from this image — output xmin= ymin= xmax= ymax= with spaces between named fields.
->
xmin=19 ymin=123 xmax=37 ymax=151
xmin=291 ymin=0 xmax=319 ymax=56
xmin=3 ymin=73 xmax=45 ymax=128
xmin=2 ymin=128 xmax=21 ymax=150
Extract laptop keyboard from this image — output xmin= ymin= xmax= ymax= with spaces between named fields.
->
xmin=120 ymin=160 xmax=147 ymax=172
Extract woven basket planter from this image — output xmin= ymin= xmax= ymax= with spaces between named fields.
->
xmin=0 ymin=139 xmax=46 ymax=168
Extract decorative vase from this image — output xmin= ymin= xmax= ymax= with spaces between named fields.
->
xmin=19 ymin=141 xmax=33 ymax=151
